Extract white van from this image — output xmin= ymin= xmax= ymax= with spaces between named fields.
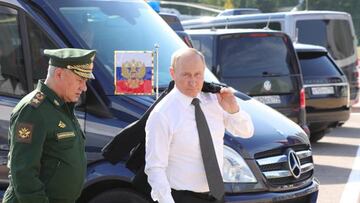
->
xmin=183 ymin=11 xmax=360 ymax=104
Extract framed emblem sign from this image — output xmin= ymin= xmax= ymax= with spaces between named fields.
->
xmin=114 ymin=51 xmax=154 ymax=95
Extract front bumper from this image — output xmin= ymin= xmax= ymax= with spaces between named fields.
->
xmin=225 ymin=178 xmax=319 ymax=203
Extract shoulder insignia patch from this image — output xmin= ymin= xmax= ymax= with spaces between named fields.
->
xmin=30 ymin=92 xmax=46 ymax=108
xmin=16 ymin=123 xmax=33 ymax=143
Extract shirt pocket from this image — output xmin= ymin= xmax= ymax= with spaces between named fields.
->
xmin=56 ymin=131 xmax=76 ymax=149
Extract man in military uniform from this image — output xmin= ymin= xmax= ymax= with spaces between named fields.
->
xmin=2 ymin=48 xmax=96 ymax=203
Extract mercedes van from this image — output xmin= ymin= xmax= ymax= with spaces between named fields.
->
xmin=0 ymin=0 xmax=318 ymax=202
xmin=183 ymin=11 xmax=360 ymax=104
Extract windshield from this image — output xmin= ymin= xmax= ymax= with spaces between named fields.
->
xmin=296 ymin=19 xmax=354 ymax=60
xmin=219 ymin=34 xmax=292 ymax=77
xmin=191 ymin=35 xmax=215 ymax=69
xmin=41 ymin=0 xmax=217 ymax=88
xmin=298 ymin=52 xmax=342 ymax=77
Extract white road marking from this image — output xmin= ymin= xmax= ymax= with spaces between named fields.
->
xmin=340 ymin=144 xmax=360 ymax=203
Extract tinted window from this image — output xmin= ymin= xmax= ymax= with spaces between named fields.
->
xmin=296 ymin=19 xmax=354 ymax=60
xmin=298 ymin=52 xmax=342 ymax=77
xmin=27 ymin=16 xmax=57 ymax=87
xmin=219 ymin=34 xmax=291 ymax=77
xmin=190 ymin=35 xmax=214 ymax=69
xmin=44 ymin=0 xmax=218 ymax=87
xmin=0 ymin=6 xmax=26 ymax=96
xmin=160 ymin=14 xmax=184 ymax=31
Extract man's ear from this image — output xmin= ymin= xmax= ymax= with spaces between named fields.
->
xmin=170 ymin=67 xmax=175 ymax=80
xmin=54 ymin=68 xmax=64 ymax=80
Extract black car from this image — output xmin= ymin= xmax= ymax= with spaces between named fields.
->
xmin=294 ymin=43 xmax=351 ymax=142
xmin=187 ymin=29 xmax=309 ymax=134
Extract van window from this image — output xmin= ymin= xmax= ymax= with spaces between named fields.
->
xmin=298 ymin=52 xmax=342 ymax=77
xmin=0 ymin=6 xmax=26 ymax=96
xmin=190 ymin=35 xmax=214 ymax=69
xmin=219 ymin=34 xmax=291 ymax=77
xmin=35 ymin=0 xmax=220 ymax=91
xmin=26 ymin=16 xmax=57 ymax=86
xmin=42 ymin=0 xmax=220 ymax=88
xmin=296 ymin=19 xmax=354 ymax=60
xmin=160 ymin=14 xmax=184 ymax=31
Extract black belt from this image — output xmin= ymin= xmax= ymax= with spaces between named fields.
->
xmin=171 ymin=189 xmax=217 ymax=201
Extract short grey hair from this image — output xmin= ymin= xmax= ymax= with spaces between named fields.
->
xmin=47 ymin=65 xmax=59 ymax=78
xmin=171 ymin=48 xmax=205 ymax=71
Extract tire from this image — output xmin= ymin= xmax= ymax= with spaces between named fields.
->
xmin=310 ymin=130 xmax=326 ymax=143
xmin=88 ymin=188 xmax=151 ymax=203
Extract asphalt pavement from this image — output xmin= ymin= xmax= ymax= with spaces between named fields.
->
xmin=312 ymin=102 xmax=360 ymax=203
xmin=353 ymin=101 xmax=360 ymax=112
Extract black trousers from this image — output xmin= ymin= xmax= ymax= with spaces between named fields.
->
xmin=171 ymin=189 xmax=225 ymax=203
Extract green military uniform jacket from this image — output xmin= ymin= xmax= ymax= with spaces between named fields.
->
xmin=3 ymin=80 xmax=86 ymax=203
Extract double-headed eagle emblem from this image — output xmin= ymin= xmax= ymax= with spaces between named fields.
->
xmin=18 ymin=127 xmax=31 ymax=139
xmin=121 ymin=59 xmax=146 ymax=89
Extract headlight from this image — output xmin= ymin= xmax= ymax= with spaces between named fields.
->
xmin=223 ymin=145 xmax=257 ymax=183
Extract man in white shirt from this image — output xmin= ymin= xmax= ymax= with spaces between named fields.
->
xmin=145 ymin=48 xmax=254 ymax=203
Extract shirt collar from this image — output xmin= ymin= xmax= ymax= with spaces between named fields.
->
xmin=172 ymin=85 xmax=202 ymax=107
xmin=36 ymin=80 xmax=65 ymax=107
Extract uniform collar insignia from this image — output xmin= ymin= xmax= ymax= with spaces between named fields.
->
xmin=58 ymin=121 xmax=66 ymax=128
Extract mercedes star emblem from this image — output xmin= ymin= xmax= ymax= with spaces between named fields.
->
xmin=287 ymin=149 xmax=302 ymax=179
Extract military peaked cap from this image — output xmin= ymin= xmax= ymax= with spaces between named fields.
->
xmin=44 ymin=48 xmax=96 ymax=79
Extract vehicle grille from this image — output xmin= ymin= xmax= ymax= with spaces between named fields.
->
xmin=255 ymin=145 xmax=314 ymax=187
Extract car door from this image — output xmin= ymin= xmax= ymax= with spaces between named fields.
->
xmin=0 ymin=4 xmax=28 ymax=187
xmin=0 ymin=3 xmax=68 ymax=188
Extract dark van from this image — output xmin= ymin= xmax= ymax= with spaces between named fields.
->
xmin=294 ymin=43 xmax=350 ymax=142
xmin=183 ymin=11 xmax=360 ymax=105
xmin=0 ymin=0 xmax=318 ymax=202
xmin=186 ymin=29 xmax=309 ymax=134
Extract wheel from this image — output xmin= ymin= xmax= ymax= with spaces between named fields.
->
xmin=310 ymin=130 xmax=326 ymax=143
xmin=88 ymin=188 xmax=151 ymax=203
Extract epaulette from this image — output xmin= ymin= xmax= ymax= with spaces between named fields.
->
xmin=29 ymin=91 xmax=46 ymax=108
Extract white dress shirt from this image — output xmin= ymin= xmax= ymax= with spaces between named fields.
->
xmin=145 ymin=86 xmax=254 ymax=203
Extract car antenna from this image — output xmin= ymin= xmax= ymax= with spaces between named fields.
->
xmin=225 ymin=17 xmax=229 ymax=29
xmin=263 ymin=15 xmax=271 ymax=30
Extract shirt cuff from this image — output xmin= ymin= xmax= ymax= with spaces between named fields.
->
xmin=151 ymin=188 xmax=175 ymax=203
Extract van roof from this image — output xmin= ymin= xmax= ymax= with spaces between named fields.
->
xmin=182 ymin=10 xmax=351 ymax=27
xmin=185 ymin=28 xmax=283 ymax=35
